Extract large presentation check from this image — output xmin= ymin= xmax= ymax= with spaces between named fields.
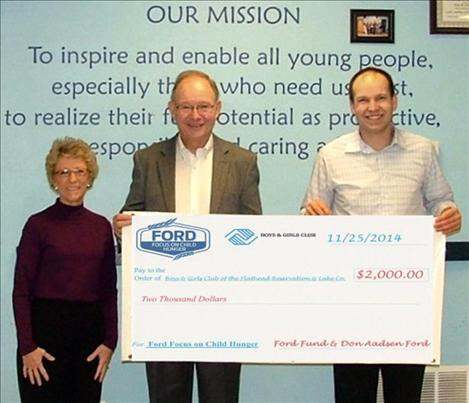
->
xmin=121 ymin=213 xmax=445 ymax=364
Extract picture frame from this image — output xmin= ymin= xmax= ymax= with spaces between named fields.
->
xmin=430 ymin=0 xmax=469 ymax=34
xmin=350 ymin=9 xmax=395 ymax=43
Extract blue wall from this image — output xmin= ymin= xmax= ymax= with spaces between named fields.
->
xmin=1 ymin=1 xmax=468 ymax=402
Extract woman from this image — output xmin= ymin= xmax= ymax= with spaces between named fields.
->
xmin=13 ymin=137 xmax=118 ymax=403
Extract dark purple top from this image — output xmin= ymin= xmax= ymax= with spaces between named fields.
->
xmin=13 ymin=199 xmax=118 ymax=355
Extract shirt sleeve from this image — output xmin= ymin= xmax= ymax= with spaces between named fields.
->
xmin=100 ymin=222 xmax=118 ymax=350
xmin=422 ymin=147 xmax=457 ymax=216
xmin=122 ymin=151 xmax=147 ymax=212
xmin=239 ymin=153 xmax=262 ymax=215
xmin=300 ymin=151 xmax=333 ymax=213
xmin=12 ymin=218 xmax=41 ymax=356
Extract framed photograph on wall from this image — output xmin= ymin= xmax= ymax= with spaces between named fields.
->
xmin=430 ymin=0 xmax=469 ymax=34
xmin=350 ymin=9 xmax=395 ymax=43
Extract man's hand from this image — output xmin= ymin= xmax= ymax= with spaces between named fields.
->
xmin=434 ymin=206 xmax=462 ymax=236
xmin=305 ymin=199 xmax=332 ymax=216
xmin=112 ymin=213 xmax=132 ymax=239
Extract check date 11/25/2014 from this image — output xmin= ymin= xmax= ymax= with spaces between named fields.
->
xmin=328 ymin=232 xmax=402 ymax=244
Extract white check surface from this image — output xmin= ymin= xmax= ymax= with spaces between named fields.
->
xmin=122 ymin=213 xmax=445 ymax=364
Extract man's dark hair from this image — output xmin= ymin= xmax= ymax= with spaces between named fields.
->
xmin=349 ymin=67 xmax=395 ymax=102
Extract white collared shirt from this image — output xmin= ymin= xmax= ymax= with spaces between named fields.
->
xmin=302 ymin=129 xmax=456 ymax=216
xmin=175 ymin=135 xmax=213 ymax=214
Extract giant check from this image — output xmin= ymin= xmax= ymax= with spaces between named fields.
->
xmin=122 ymin=213 xmax=445 ymax=364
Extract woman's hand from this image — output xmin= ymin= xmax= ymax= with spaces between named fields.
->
xmin=86 ymin=344 xmax=113 ymax=383
xmin=22 ymin=347 xmax=56 ymax=386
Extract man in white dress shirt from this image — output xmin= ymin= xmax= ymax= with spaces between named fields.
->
xmin=302 ymin=67 xmax=461 ymax=403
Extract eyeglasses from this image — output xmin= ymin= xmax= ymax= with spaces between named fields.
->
xmin=175 ymin=103 xmax=216 ymax=115
xmin=54 ymin=168 xmax=89 ymax=178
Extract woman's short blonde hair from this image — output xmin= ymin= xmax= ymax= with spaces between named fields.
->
xmin=45 ymin=137 xmax=98 ymax=190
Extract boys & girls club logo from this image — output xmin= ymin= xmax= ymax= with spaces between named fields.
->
xmin=225 ymin=228 xmax=258 ymax=245
xmin=136 ymin=218 xmax=210 ymax=260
